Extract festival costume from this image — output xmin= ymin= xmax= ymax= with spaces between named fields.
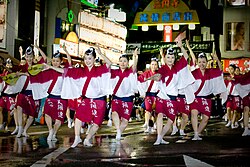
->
xmin=61 ymin=64 xmax=110 ymax=126
xmin=176 ymin=90 xmax=190 ymax=115
xmin=16 ymin=62 xmax=43 ymax=118
xmin=30 ymin=69 xmax=68 ymax=123
xmin=155 ymin=57 xmax=195 ymax=121
xmin=225 ymin=76 xmax=242 ymax=112
xmin=111 ymin=67 xmax=138 ymax=121
xmin=138 ymin=70 xmax=159 ymax=112
xmin=189 ymin=68 xmax=227 ymax=117
xmin=233 ymin=72 xmax=250 ymax=107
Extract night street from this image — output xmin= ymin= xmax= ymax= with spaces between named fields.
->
xmin=1 ymin=118 xmax=250 ymax=167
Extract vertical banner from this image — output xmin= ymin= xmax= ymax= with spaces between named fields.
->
xmin=163 ymin=25 xmax=172 ymax=42
xmin=34 ymin=10 xmax=40 ymax=56
xmin=0 ymin=1 xmax=7 ymax=48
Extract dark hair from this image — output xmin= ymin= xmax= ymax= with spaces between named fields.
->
xmin=197 ymin=52 xmax=207 ymax=60
xmin=52 ymin=51 xmax=62 ymax=60
xmin=167 ymin=47 xmax=175 ymax=55
xmin=119 ymin=54 xmax=129 ymax=61
xmin=6 ymin=58 xmax=12 ymax=64
xmin=85 ymin=47 xmax=96 ymax=58
xmin=25 ymin=46 xmax=34 ymax=56
xmin=151 ymin=57 xmax=158 ymax=62
xmin=229 ymin=64 xmax=236 ymax=70
xmin=95 ymin=57 xmax=103 ymax=65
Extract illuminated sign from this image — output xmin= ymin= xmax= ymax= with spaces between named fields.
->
xmin=140 ymin=41 xmax=213 ymax=54
xmin=133 ymin=0 xmax=199 ymax=26
xmin=222 ymin=58 xmax=250 ymax=73
xmin=79 ymin=11 xmax=127 ymax=40
xmin=78 ymin=11 xmax=127 ymax=53
xmin=59 ymin=39 xmax=79 ymax=57
xmin=67 ymin=10 xmax=74 ymax=23
xmin=81 ymin=0 xmax=98 ymax=8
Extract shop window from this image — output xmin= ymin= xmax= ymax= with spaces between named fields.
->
xmin=225 ymin=22 xmax=245 ymax=51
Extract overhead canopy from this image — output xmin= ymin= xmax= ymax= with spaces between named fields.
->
xmin=0 ymin=51 xmax=20 ymax=65
xmin=133 ymin=0 xmax=199 ymax=26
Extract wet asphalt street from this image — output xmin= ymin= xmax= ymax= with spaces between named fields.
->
xmin=0 ymin=118 xmax=250 ymax=167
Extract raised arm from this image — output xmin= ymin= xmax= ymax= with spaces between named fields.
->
xmin=211 ymin=52 xmax=222 ymax=71
xmin=186 ymin=39 xmax=196 ymax=65
xmin=43 ymin=64 xmax=64 ymax=73
xmin=32 ymin=41 xmax=47 ymax=62
xmin=176 ymin=39 xmax=188 ymax=60
xmin=96 ymin=46 xmax=112 ymax=68
xmin=145 ymin=73 xmax=161 ymax=81
xmin=19 ymin=46 xmax=23 ymax=60
xmin=62 ymin=44 xmax=72 ymax=67
xmin=132 ymin=48 xmax=139 ymax=73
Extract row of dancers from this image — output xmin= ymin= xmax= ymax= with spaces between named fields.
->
xmin=0 ymin=38 xmax=249 ymax=148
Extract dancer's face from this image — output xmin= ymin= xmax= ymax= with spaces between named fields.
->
xmin=197 ymin=57 xmax=207 ymax=71
xmin=52 ymin=57 xmax=61 ymax=68
xmin=84 ymin=53 xmax=95 ymax=69
xmin=119 ymin=57 xmax=129 ymax=70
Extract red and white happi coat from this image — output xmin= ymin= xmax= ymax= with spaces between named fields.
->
xmin=61 ymin=64 xmax=111 ymax=99
xmin=233 ymin=72 xmax=250 ymax=98
xmin=30 ymin=69 xmax=64 ymax=100
xmin=110 ymin=67 xmax=138 ymax=97
xmin=191 ymin=68 xmax=227 ymax=104
xmin=224 ymin=75 xmax=240 ymax=97
xmin=137 ymin=70 xmax=160 ymax=97
xmin=157 ymin=56 xmax=195 ymax=104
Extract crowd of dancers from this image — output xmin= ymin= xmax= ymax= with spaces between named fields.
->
xmin=0 ymin=38 xmax=249 ymax=148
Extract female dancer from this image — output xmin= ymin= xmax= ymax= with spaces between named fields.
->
xmin=171 ymin=39 xmax=197 ymax=136
xmin=61 ymin=47 xmax=111 ymax=147
xmin=150 ymin=40 xmax=195 ymax=145
xmin=30 ymin=47 xmax=71 ymax=142
xmin=138 ymin=57 xmax=159 ymax=133
xmin=16 ymin=46 xmax=45 ymax=137
xmin=225 ymin=64 xmax=242 ymax=129
xmin=233 ymin=71 xmax=250 ymax=136
xmin=190 ymin=52 xmax=227 ymax=140
xmin=110 ymin=49 xmax=138 ymax=141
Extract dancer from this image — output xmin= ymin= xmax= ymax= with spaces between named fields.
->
xmin=150 ymin=39 xmax=195 ymax=145
xmin=171 ymin=39 xmax=197 ymax=136
xmin=15 ymin=46 xmax=45 ymax=137
xmin=224 ymin=64 xmax=242 ymax=129
xmin=61 ymin=47 xmax=111 ymax=147
xmin=190 ymin=52 xmax=227 ymax=140
xmin=138 ymin=57 xmax=159 ymax=133
xmin=31 ymin=47 xmax=72 ymax=142
xmin=111 ymin=48 xmax=138 ymax=141
xmin=233 ymin=71 xmax=250 ymax=136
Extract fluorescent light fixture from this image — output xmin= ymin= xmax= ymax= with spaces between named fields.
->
xmin=157 ymin=24 xmax=164 ymax=31
xmin=173 ymin=24 xmax=179 ymax=30
xmin=189 ymin=24 xmax=195 ymax=30
xmin=142 ymin=25 xmax=149 ymax=31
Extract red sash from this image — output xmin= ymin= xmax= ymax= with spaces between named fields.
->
xmin=82 ymin=76 xmax=91 ymax=97
xmin=147 ymin=80 xmax=154 ymax=92
xmin=113 ymin=76 xmax=124 ymax=95
xmin=22 ymin=76 xmax=30 ymax=92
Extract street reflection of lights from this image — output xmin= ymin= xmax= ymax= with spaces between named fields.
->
xmin=142 ymin=25 xmax=149 ymax=31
